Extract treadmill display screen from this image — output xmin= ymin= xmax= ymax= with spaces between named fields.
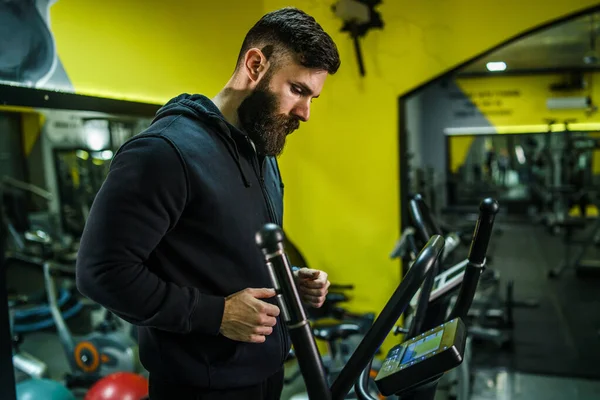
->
xmin=375 ymin=319 xmax=467 ymax=397
xmin=400 ymin=329 xmax=444 ymax=365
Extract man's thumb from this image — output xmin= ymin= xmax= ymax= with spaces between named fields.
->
xmin=250 ymin=288 xmax=277 ymax=298
xmin=298 ymin=268 xmax=320 ymax=280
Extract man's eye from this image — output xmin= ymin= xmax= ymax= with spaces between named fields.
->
xmin=291 ymin=85 xmax=303 ymax=95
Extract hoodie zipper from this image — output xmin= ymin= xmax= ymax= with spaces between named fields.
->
xmin=258 ymin=161 xmax=277 ymax=224
xmin=260 ymin=170 xmax=278 ymax=224
xmin=259 ymin=167 xmax=289 ymax=364
xmin=245 ymin=137 xmax=287 ymax=363
xmin=245 ymin=137 xmax=277 ymax=223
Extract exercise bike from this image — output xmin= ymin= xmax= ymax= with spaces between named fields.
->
xmin=404 ymin=194 xmax=538 ymax=348
xmin=392 ymin=196 xmax=480 ymax=400
xmin=256 ymin=197 xmax=499 ymax=399
xmin=8 ymin=295 xmax=49 ymax=382
xmin=43 ymin=261 xmax=143 ymax=390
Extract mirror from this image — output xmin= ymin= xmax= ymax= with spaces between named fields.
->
xmin=403 ymin=11 xmax=600 ymax=216
xmin=54 ymin=148 xmax=113 ymax=237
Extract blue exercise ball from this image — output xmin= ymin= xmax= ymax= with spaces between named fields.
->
xmin=16 ymin=378 xmax=75 ymax=400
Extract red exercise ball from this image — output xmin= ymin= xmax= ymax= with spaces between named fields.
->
xmin=84 ymin=372 xmax=149 ymax=400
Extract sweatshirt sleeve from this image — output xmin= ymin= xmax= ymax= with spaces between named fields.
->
xmin=75 ymin=135 xmax=225 ymax=335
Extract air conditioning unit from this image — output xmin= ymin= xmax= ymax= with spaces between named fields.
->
xmin=546 ymin=96 xmax=591 ymax=110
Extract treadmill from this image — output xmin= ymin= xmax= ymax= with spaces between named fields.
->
xmin=255 ymin=197 xmax=499 ymax=399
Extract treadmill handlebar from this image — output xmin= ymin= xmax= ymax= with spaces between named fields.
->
xmin=330 ymin=235 xmax=445 ymax=400
xmin=255 ymin=224 xmax=331 ymax=400
xmin=467 ymin=198 xmax=499 ymax=266
xmin=257 ymin=224 xmax=447 ymax=400
xmin=448 ymin=198 xmax=499 ymax=321
xmin=255 ymin=223 xmax=311 ymax=325
xmin=409 ymin=194 xmax=443 ymax=244
xmin=409 ymin=194 xmax=433 ymax=244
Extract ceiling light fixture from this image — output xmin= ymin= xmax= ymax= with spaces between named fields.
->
xmin=486 ymin=61 xmax=507 ymax=72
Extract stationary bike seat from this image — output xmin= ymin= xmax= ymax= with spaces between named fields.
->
xmin=312 ymin=321 xmax=362 ymax=342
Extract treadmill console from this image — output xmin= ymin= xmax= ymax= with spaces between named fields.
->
xmin=374 ymin=318 xmax=467 ymax=396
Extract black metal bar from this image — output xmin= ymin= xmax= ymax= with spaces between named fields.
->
xmin=410 ymin=194 xmax=443 ymax=246
xmin=467 ymin=198 xmax=499 ymax=265
xmin=406 ymin=258 xmax=439 ymax=339
xmin=407 ymin=234 xmax=419 ymax=259
xmin=399 ymin=96 xmax=410 ymax=278
xmin=0 ymin=212 xmax=17 ymax=400
xmin=417 ymin=196 xmax=443 ymax=236
xmin=354 ymin=358 xmax=374 ymax=400
xmin=409 ymin=194 xmax=434 ymax=244
xmin=406 ymin=194 xmax=442 ymax=337
xmin=0 ymin=84 xmax=160 ymax=117
xmin=330 ymin=235 xmax=445 ymax=400
xmin=448 ymin=198 xmax=499 ymax=321
xmin=351 ymin=25 xmax=366 ymax=77
xmin=255 ymin=224 xmax=331 ymax=400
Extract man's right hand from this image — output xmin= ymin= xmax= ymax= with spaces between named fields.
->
xmin=220 ymin=288 xmax=280 ymax=343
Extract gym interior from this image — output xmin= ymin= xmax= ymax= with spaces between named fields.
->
xmin=1 ymin=1 xmax=600 ymax=400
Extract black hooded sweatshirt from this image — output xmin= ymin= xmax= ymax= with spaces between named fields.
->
xmin=75 ymin=94 xmax=291 ymax=389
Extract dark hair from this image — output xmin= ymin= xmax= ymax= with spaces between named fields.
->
xmin=236 ymin=7 xmax=340 ymax=74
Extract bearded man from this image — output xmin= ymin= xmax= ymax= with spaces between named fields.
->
xmin=75 ymin=7 xmax=341 ymax=400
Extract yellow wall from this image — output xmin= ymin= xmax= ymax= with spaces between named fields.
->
xmin=455 ymin=73 xmax=600 ymax=130
xmin=449 ymin=136 xmax=476 ymax=173
xmin=45 ymin=1 xmax=600 ymax=354
xmin=49 ymin=1 xmax=264 ymax=104
xmin=454 ymin=74 xmax=600 ymax=173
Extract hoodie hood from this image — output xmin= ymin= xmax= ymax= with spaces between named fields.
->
xmin=153 ymin=93 xmax=230 ymax=131
xmin=154 ymin=93 xmax=253 ymax=187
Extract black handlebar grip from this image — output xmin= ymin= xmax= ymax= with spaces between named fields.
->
xmin=255 ymin=223 xmax=308 ymax=325
xmin=255 ymin=223 xmax=331 ymax=400
xmin=409 ymin=194 xmax=432 ymax=244
xmin=255 ymin=223 xmax=285 ymax=253
xmin=468 ymin=198 xmax=500 ymax=265
xmin=416 ymin=194 xmax=443 ymax=236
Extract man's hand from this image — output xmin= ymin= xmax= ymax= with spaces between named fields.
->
xmin=220 ymin=288 xmax=280 ymax=343
xmin=294 ymin=268 xmax=330 ymax=308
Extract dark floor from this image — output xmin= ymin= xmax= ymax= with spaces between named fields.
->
xmin=470 ymin=368 xmax=600 ymax=400
xmin=467 ymin=218 xmax=600 ymax=381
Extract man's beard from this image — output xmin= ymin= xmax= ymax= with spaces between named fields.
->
xmin=237 ymin=78 xmax=300 ymax=157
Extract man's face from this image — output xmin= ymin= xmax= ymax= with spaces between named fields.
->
xmin=238 ymin=57 xmax=328 ymax=157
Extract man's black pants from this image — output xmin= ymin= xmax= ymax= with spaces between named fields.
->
xmin=148 ymin=368 xmax=284 ymax=400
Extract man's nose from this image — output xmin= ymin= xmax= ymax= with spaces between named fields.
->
xmin=292 ymin=101 xmax=310 ymax=122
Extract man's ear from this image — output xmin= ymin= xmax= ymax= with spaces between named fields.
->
xmin=243 ymin=48 xmax=268 ymax=83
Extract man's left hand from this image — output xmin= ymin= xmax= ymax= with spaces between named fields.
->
xmin=294 ymin=268 xmax=330 ymax=308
